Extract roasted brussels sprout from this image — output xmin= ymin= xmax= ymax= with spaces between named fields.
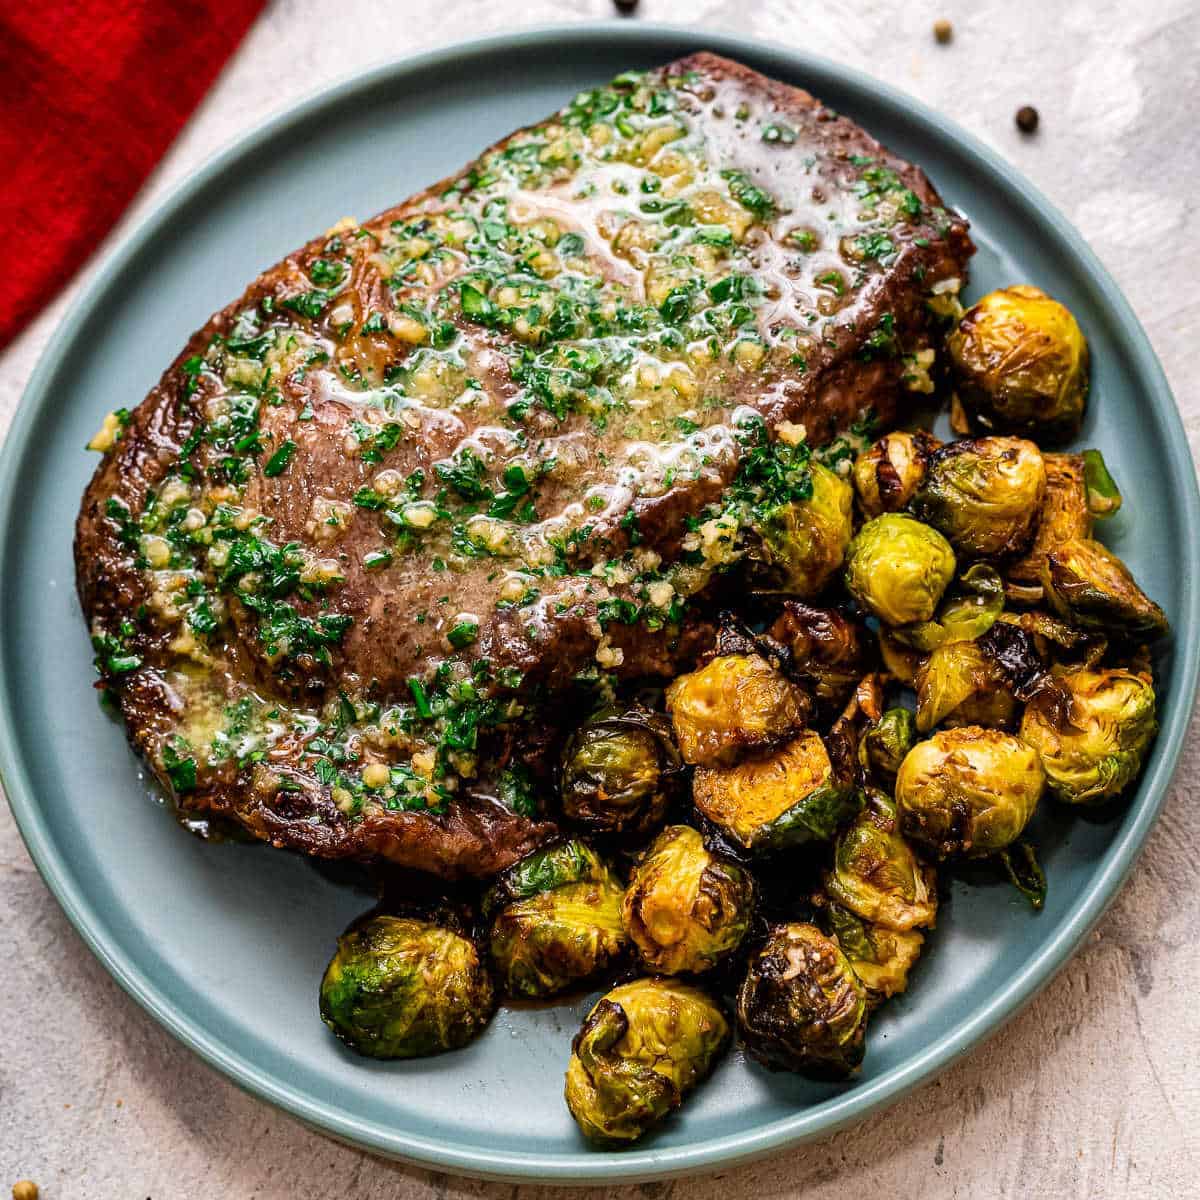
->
xmin=819 ymin=901 xmax=925 ymax=1005
xmin=736 ymin=923 xmax=868 ymax=1077
xmin=751 ymin=460 xmax=854 ymax=597
xmin=623 ymin=826 xmax=754 ymax=975
xmin=824 ymin=790 xmax=938 ymax=931
xmin=914 ymin=639 xmax=1016 ymax=732
xmin=896 ymin=727 xmax=1045 ymax=858
xmin=947 ymin=284 xmax=1089 ymax=441
xmin=859 ymin=708 xmax=917 ymax=785
xmin=1008 ymin=452 xmax=1092 ymax=586
xmin=852 ymin=429 xmax=940 ymax=517
xmin=911 ymin=437 xmax=1046 ymax=559
xmin=560 ymin=707 xmax=681 ymax=835
xmin=1020 ymin=668 xmax=1157 ymax=805
xmin=845 ymin=514 xmax=957 ymax=626
xmin=692 ymin=731 xmax=858 ymax=854
xmin=485 ymin=840 xmax=628 ymax=999
xmin=1040 ymin=538 xmax=1169 ymax=639
xmin=319 ymin=914 xmax=494 ymax=1059
xmin=666 ymin=653 xmax=811 ymax=767
xmin=565 ymin=978 xmax=730 ymax=1144
xmin=766 ymin=602 xmax=873 ymax=714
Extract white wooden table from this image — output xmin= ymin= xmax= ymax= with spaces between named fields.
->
xmin=3 ymin=2 xmax=1198 ymax=1195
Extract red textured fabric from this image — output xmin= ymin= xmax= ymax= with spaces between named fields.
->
xmin=0 ymin=0 xmax=266 ymax=349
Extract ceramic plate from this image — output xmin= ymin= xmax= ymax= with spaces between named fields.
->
xmin=2 ymin=23 xmax=1197 ymax=1185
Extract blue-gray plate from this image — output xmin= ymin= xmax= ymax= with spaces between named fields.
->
xmin=1 ymin=23 xmax=1196 ymax=1185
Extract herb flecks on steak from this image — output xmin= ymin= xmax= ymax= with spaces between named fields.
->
xmin=76 ymin=53 xmax=972 ymax=877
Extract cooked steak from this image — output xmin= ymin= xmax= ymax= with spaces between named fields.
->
xmin=76 ymin=52 xmax=972 ymax=877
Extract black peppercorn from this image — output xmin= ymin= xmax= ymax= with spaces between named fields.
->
xmin=614 ymin=0 xmax=638 ymax=12
xmin=1016 ymin=105 xmax=1039 ymax=134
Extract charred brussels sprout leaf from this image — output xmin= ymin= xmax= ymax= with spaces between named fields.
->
xmin=766 ymin=602 xmax=874 ymax=714
xmin=736 ymin=923 xmax=868 ymax=1077
xmin=748 ymin=460 xmax=854 ymax=598
xmin=485 ymin=840 xmax=628 ymax=999
xmin=999 ymin=841 xmax=1047 ymax=911
xmin=1040 ymin=538 xmax=1169 ymax=639
xmin=824 ymin=789 xmax=937 ymax=931
xmin=852 ymin=429 xmax=940 ymax=518
xmin=692 ymin=731 xmax=858 ymax=853
xmin=878 ymin=627 xmax=925 ymax=687
xmin=1019 ymin=668 xmax=1157 ymax=805
xmin=895 ymin=562 xmax=1005 ymax=653
xmin=819 ymin=900 xmax=925 ymax=1005
xmin=623 ymin=826 xmax=754 ymax=974
xmin=911 ymin=437 xmax=1046 ymax=559
xmin=1082 ymin=449 xmax=1122 ymax=518
xmin=896 ymin=727 xmax=1045 ymax=858
xmin=947 ymin=284 xmax=1089 ymax=441
xmin=859 ymin=707 xmax=916 ymax=785
xmin=319 ymin=915 xmax=493 ymax=1059
xmin=666 ymin=653 xmax=811 ymax=767
xmin=560 ymin=707 xmax=681 ymax=835
xmin=565 ymin=979 xmax=730 ymax=1144
xmin=482 ymin=838 xmax=610 ymax=918
xmin=845 ymin=514 xmax=956 ymax=626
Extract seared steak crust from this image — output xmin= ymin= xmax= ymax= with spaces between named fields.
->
xmin=76 ymin=53 xmax=972 ymax=877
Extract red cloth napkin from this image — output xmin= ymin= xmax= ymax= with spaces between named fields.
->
xmin=0 ymin=0 xmax=265 ymax=350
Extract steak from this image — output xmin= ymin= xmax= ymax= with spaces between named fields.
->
xmin=76 ymin=53 xmax=973 ymax=877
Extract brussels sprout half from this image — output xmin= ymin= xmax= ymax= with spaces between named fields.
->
xmin=485 ymin=840 xmax=629 ymax=1000
xmin=845 ymin=514 xmax=957 ymax=627
xmin=1040 ymin=538 xmax=1169 ymax=640
xmin=896 ymin=727 xmax=1045 ymax=858
xmin=319 ymin=914 xmax=494 ymax=1059
xmin=911 ymin=437 xmax=1046 ymax=560
xmin=623 ymin=825 xmax=754 ymax=975
xmin=750 ymin=460 xmax=854 ymax=597
xmin=565 ymin=978 xmax=730 ymax=1144
xmin=824 ymin=789 xmax=938 ymax=931
xmin=693 ymin=731 xmax=859 ymax=854
xmin=1020 ymin=668 xmax=1157 ymax=805
xmin=560 ymin=707 xmax=681 ymax=836
xmin=736 ymin=923 xmax=868 ymax=1078
xmin=947 ymin=284 xmax=1089 ymax=441
xmin=666 ymin=652 xmax=811 ymax=768
xmin=914 ymin=638 xmax=1016 ymax=732
xmin=852 ymin=429 xmax=940 ymax=518
xmin=819 ymin=901 xmax=925 ymax=1006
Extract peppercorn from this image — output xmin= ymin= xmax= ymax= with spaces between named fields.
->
xmin=12 ymin=1182 xmax=39 ymax=1200
xmin=933 ymin=19 xmax=953 ymax=43
xmin=1016 ymin=105 xmax=1040 ymax=134
xmin=614 ymin=0 xmax=638 ymax=12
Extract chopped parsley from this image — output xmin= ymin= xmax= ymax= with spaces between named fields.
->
xmin=262 ymin=440 xmax=297 ymax=478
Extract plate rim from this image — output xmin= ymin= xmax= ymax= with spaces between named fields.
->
xmin=2 ymin=20 xmax=1198 ymax=1185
